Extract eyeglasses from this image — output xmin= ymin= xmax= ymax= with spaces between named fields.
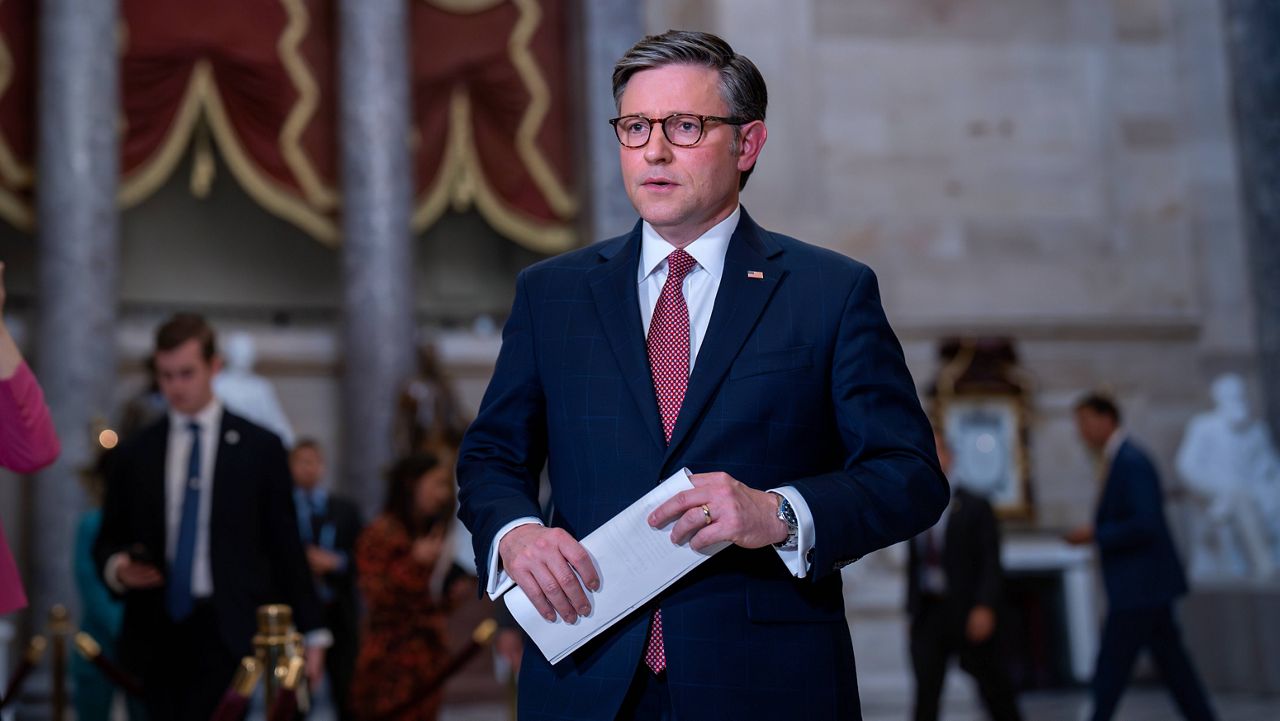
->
xmin=608 ymin=113 xmax=750 ymax=148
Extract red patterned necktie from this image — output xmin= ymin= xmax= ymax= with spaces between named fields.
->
xmin=643 ymin=248 xmax=697 ymax=674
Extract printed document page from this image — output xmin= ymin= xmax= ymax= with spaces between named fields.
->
xmin=501 ymin=468 xmax=729 ymax=664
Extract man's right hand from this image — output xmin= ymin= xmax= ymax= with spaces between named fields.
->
xmin=116 ymin=557 xmax=164 ymax=590
xmin=498 ymin=524 xmax=598 ymax=624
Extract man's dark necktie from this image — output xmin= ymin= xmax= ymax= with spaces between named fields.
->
xmin=166 ymin=421 xmax=202 ymax=621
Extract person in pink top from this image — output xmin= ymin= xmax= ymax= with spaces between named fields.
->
xmin=0 ymin=261 xmax=61 ymax=614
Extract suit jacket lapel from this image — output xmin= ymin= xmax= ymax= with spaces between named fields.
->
xmin=145 ymin=418 xmax=171 ymax=558
xmin=665 ymin=211 xmax=785 ymax=462
xmin=588 ymin=223 xmax=666 ymax=451
xmin=211 ymin=413 xmax=236 ymax=535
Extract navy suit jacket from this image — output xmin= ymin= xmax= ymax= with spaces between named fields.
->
xmin=1094 ymin=439 xmax=1188 ymax=611
xmin=458 ymin=210 xmax=948 ymax=719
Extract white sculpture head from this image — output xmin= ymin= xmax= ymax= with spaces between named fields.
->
xmin=222 ymin=331 xmax=257 ymax=374
xmin=1210 ymin=373 xmax=1249 ymax=426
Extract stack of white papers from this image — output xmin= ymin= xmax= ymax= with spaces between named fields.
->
xmin=498 ymin=469 xmax=729 ymax=664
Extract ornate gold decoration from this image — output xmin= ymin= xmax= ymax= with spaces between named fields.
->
xmin=278 ymin=0 xmax=338 ymax=210
xmin=509 ymin=0 xmax=576 ymax=217
xmin=118 ymin=2 xmax=339 ymax=245
xmin=414 ymin=87 xmax=574 ymax=252
xmin=413 ymin=0 xmax=576 ymax=252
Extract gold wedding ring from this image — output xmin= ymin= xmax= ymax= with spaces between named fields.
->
xmin=700 ymin=504 xmax=713 ymax=525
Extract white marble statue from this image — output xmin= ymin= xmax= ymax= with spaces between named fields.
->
xmin=213 ymin=331 xmax=296 ymax=448
xmin=1175 ymin=374 xmax=1280 ymax=582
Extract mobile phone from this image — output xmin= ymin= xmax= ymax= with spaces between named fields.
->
xmin=127 ymin=544 xmax=158 ymax=568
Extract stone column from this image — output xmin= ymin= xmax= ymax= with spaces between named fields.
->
xmin=1222 ymin=1 xmax=1280 ymax=444
xmin=337 ymin=0 xmax=415 ymax=516
xmin=582 ymin=1 xmax=644 ymax=241
xmin=30 ymin=0 xmax=119 ymax=625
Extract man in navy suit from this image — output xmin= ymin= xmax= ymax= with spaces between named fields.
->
xmin=1066 ymin=394 xmax=1216 ymax=721
xmin=95 ymin=314 xmax=328 ymax=720
xmin=458 ymin=30 xmax=947 ymax=719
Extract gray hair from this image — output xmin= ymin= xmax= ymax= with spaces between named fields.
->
xmin=612 ymin=30 xmax=767 ymax=190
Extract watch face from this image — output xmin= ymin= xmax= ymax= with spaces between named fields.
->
xmin=945 ymin=399 xmax=1019 ymax=506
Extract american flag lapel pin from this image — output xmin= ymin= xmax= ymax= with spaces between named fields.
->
xmin=747 ymin=270 xmax=764 ymax=279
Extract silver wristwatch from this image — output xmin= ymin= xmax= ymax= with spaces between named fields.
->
xmin=770 ymin=492 xmax=799 ymax=551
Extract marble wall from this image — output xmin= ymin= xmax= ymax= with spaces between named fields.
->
xmin=646 ymin=0 xmax=1257 ymax=528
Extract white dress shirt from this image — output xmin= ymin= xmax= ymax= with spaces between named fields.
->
xmin=485 ymin=206 xmax=817 ymax=597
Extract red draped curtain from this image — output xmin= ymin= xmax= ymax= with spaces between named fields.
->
xmin=0 ymin=0 xmax=35 ymax=229
xmin=0 ymin=0 xmax=576 ymax=251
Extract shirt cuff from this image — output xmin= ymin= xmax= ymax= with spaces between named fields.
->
xmin=305 ymin=629 xmax=334 ymax=649
xmin=486 ymin=516 xmax=543 ymax=599
xmin=103 ymin=552 xmax=129 ymax=594
xmin=333 ymin=551 xmax=349 ymax=575
xmin=768 ymin=486 xmax=815 ymax=578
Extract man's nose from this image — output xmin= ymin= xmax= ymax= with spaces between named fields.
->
xmin=642 ymin=126 xmax=674 ymax=162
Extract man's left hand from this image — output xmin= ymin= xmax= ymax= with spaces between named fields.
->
xmin=648 ymin=472 xmax=788 ymax=552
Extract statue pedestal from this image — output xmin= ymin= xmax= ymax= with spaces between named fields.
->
xmin=1182 ymin=582 xmax=1280 ymax=694
xmin=1002 ymin=536 xmax=1097 ymax=685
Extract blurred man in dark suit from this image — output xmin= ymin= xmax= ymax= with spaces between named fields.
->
xmin=907 ymin=431 xmax=1022 ymax=721
xmin=1066 ymin=393 xmax=1216 ymax=721
xmin=94 ymin=314 xmax=327 ymax=721
xmin=290 ymin=438 xmax=364 ymax=721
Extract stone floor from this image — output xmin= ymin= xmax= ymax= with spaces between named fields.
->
xmin=437 ymin=687 xmax=1280 ymax=721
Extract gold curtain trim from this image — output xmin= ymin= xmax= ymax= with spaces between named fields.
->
xmin=423 ymin=0 xmax=506 ymax=13
xmin=120 ymin=61 xmax=337 ymax=244
xmin=509 ymin=0 xmax=575 ymax=218
xmin=0 ymin=185 xmax=32 ymax=230
xmin=0 ymin=23 xmax=32 ymax=188
xmin=200 ymin=61 xmax=338 ymax=245
xmin=118 ymin=60 xmax=208 ymax=207
xmin=413 ymin=0 xmax=576 ymax=252
xmin=413 ymin=88 xmax=572 ymax=253
xmin=278 ymin=0 xmax=339 ymax=210
xmin=412 ymin=87 xmax=470 ymax=234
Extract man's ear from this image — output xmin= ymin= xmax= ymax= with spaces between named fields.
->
xmin=209 ymin=354 xmax=224 ymax=376
xmin=736 ymin=120 xmax=767 ymax=173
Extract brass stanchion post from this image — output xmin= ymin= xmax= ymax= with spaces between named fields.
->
xmin=252 ymin=605 xmax=308 ymax=715
xmin=49 ymin=605 xmax=71 ymax=721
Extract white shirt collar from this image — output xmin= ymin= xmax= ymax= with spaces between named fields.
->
xmin=638 ymin=205 xmax=740 ymax=284
xmin=1103 ymin=428 xmax=1127 ymax=464
xmin=170 ymin=397 xmax=223 ymax=432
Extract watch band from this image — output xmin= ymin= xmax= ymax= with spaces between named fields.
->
xmin=770 ymin=491 xmax=800 ymax=551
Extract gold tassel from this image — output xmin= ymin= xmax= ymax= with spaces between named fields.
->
xmin=190 ymin=121 xmax=216 ymax=198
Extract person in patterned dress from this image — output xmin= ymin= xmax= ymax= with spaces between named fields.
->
xmin=350 ymin=452 xmax=457 ymax=720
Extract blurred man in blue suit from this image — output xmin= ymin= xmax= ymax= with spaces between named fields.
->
xmin=458 ymin=29 xmax=948 ymax=720
xmin=1067 ymin=393 xmax=1216 ymax=721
